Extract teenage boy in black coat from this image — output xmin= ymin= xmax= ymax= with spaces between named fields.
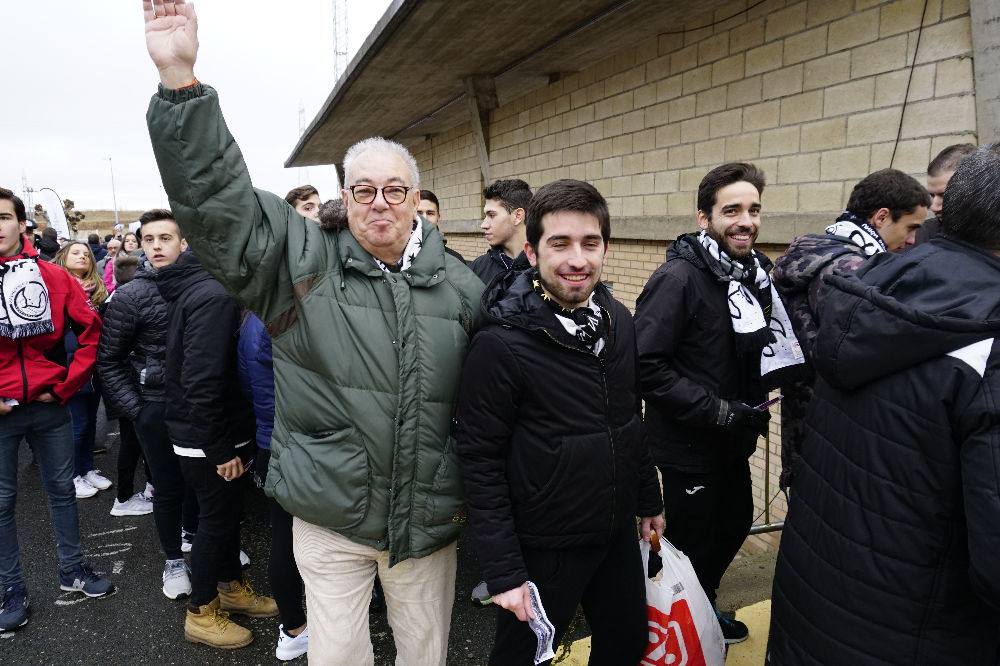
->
xmin=456 ymin=179 xmax=664 ymax=665
xmin=156 ymin=248 xmax=277 ymax=648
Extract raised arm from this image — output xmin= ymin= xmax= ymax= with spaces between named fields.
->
xmin=142 ymin=0 xmax=319 ymax=323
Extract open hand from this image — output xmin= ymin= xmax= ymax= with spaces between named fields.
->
xmin=492 ymin=582 xmax=536 ymax=623
xmin=143 ymin=0 xmax=199 ymax=88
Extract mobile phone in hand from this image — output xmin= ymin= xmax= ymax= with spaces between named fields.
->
xmin=754 ymin=395 xmax=782 ymax=411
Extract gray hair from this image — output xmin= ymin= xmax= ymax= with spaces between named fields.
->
xmin=342 ymin=137 xmax=420 ymax=190
xmin=942 ymin=143 xmax=1000 ymax=251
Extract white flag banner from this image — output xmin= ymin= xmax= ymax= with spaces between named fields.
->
xmin=35 ymin=190 xmax=70 ymax=240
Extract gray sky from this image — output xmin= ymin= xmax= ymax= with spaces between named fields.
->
xmin=3 ymin=0 xmax=391 ymax=213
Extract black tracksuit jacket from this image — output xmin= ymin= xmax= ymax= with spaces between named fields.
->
xmin=155 ymin=251 xmax=254 ymax=465
xmin=469 ymin=248 xmax=530 ymax=286
xmin=456 ymin=270 xmax=663 ymax=595
xmin=634 ymin=235 xmax=769 ymax=471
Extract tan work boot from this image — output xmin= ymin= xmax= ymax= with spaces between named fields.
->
xmin=217 ymin=578 xmax=279 ymax=618
xmin=184 ymin=597 xmax=253 ymax=649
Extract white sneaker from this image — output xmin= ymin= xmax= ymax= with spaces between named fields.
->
xmin=83 ymin=470 xmax=112 ymax=491
xmin=275 ymin=624 xmax=309 ymax=661
xmin=109 ymin=493 xmax=153 ymax=517
xmin=161 ymin=559 xmax=192 ymax=600
xmin=180 ymin=530 xmax=194 ymax=553
xmin=142 ymin=482 xmax=154 ymax=501
xmin=74 ymin=476 xmax=97 ymax=498
xmin=239 ymin=550 xmax=250 ymax=568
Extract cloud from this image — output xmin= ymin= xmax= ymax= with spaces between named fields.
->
xmin=3 ymin=0 xmax=389 ymax=211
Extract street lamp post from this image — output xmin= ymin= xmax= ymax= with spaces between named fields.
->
xmin=108 ymin=157 xmax=120 ymax=228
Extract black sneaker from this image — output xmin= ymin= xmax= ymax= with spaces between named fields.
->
xmin=59 ymin=564 xmax=116 ymax=598
xmin=716 ymin=608 xmax=749 ymax=644
xmin=0 ymin=585 xmax=29 ymax=631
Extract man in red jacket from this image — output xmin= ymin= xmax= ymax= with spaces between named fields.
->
xmin=0 ymin=187 xmax=114 ymax=633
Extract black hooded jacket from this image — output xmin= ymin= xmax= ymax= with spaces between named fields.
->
xmin=634 ymin=234 xmax=770 ymax=471
xmin=456 ymin=270 xmax=663 ymax=595
xmin=97 ymin=260 xmax=168 ymax=421
xmin=155 ymin=251 xmax=254 ymax=465
xmin=768 ymin=237 xmax=1000 ymax=665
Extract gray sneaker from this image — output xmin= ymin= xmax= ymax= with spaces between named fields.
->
xmin=162 ymin=559 xmax=192 ymax=600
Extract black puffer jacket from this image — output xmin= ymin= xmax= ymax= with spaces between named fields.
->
xmin=456 ymin=270 xmax=663 ymax=595
xmin=768 ymin=237 xmax=1000 ymax=665
xmin=634 ymin=234 xmax=769 ymax=471
xmin=469 ymin=248 xmax=530 ymax=285
xmin=97 ymin=260 xmax=168 ymax=421
xmin=155 ymin=251 xmax=254 ymax=465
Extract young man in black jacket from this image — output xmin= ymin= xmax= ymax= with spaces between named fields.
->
xmin=768 ymin=144 xmax=1000 ymax=666
xmin=98 ymin=210 xmax=193 ymax=600
xmin=457 ymin=179 xmax=664 ymax=665
xmin=156 ymin=248 xmax=277 ymax=649
xmin=469 ymin=179 xmax=533 ymax=285
xmin=634 ymin=162 xmax=804 ymax=643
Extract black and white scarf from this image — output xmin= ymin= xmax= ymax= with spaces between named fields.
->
xmin=695 ymin=231 xmax=804 ymax=383
xmin=825 ymin=211 xmax=886 ymax=256
xmin=372 ymin=218 xmax=423 ymax=273
xmin=531 ymin=272 xmax=605 ymax=353
xmin=0 ymin=253 xmax=54 ymax=339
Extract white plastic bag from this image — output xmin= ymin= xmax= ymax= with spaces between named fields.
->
xmin=640 ymin=538 xmax=726 ymax=666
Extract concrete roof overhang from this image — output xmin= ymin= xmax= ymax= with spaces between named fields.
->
xmin=286 ymin=0 xmax=734 ymax=168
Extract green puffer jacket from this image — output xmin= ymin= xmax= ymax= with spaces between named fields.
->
xmin=147 ymin=84 xmax=484 ymax=565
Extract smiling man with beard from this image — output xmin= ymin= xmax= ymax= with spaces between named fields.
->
xmin=456 ymin=179 xmax=664 ymax=664
xmin=635 ymin=162 xmax=804 ymax=645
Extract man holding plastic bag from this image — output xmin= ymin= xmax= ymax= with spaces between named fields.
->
xmin=456 ymin=179 xmax=664 ymax=665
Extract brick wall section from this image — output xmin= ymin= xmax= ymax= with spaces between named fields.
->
xmin=410 ymin=124 xmax=482 ymax=223
xmin=415 ymin=0 xmax=977 ymax=554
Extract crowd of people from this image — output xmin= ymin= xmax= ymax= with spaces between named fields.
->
xmin=0 ymin=1 xmax=997 ymax=665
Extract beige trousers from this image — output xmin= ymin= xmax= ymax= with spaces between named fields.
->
xmin=292 ymin=517 xmax=456 ymax=666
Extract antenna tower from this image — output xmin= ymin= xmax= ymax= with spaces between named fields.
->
xmin=332 ymin=0 xmax=349 ymax=80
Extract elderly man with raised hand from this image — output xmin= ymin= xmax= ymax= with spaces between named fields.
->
xmin=141 ymin=1 xmax=484 ymax=663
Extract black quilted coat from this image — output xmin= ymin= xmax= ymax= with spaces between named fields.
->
xmin=97 ymin=261 xmax=168 ymax=421
xmin=768 ymin=238 xmax=1000 ymax=665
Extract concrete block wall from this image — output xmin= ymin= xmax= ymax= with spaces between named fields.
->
xmin=411 ymin=0 xmax=977 ymax=553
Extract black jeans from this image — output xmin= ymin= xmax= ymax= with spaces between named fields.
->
xmin=659 ymin=458 xmax=753 ymax=604
xmin=256 ymin=448 xmax=306 ymax=629
xmin=115 ymin=418 xmax=151 ymax=503
xmin=133 ymin=402 xmax=187 ymax=560
xmin=490 ymin=518 xmax=648 ymax=666
xmin=180 ymin=450 xmax=249 ymax=607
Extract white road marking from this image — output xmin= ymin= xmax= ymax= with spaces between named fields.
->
xmin=112 ymin=560 xmax=124 ymax=574
xmin=54 ymin=591 xmax=88 ymax=606
xmin=84 ymin=542 xmax=133 ymax=558
xmin=86 ymin=526 xmax=138 ymax=538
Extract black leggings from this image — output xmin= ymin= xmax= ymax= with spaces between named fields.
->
xmin=257 ymin=449 xmax=306 ymax=629
xmin=115 ymin=418 xmax=151 ymax=503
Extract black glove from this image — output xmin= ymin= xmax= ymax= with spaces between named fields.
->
xmin=718 ymin=400 xmax=769 ymax=436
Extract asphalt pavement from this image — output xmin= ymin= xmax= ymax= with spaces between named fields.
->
xmin=1 ymin=413 xmax=774 ymax=665
xmin=0 ymin=420 xmax=530 ymax=665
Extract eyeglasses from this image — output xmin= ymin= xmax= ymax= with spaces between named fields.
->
xmin=348 ymin=185 xmax=411 ymax=205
